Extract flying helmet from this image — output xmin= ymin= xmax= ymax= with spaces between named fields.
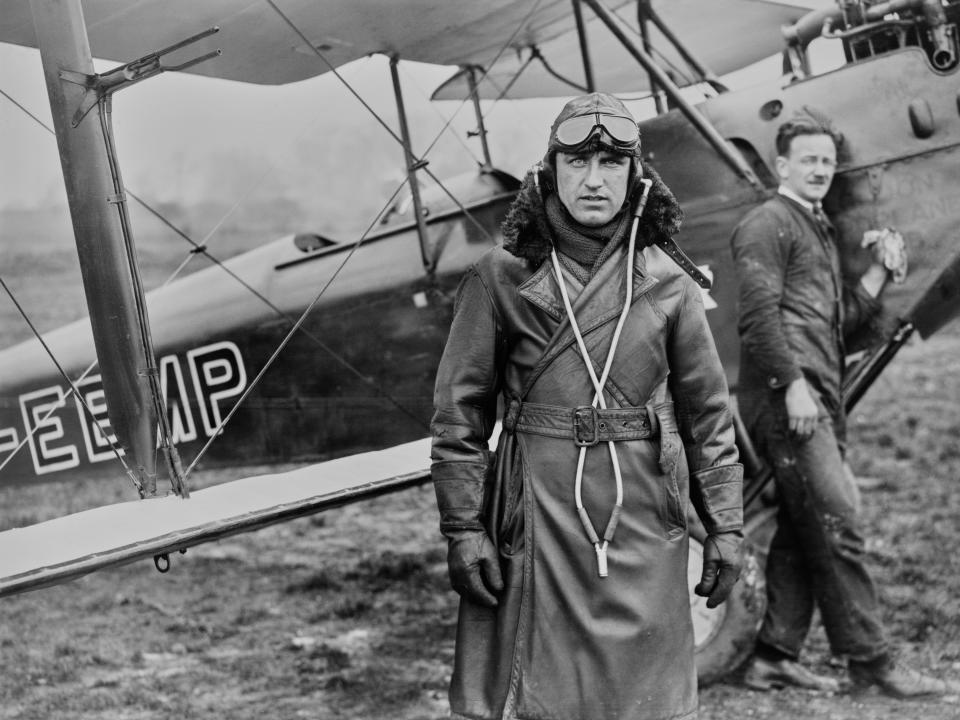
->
xmin=547 ymin=92 xmax=641 ymax=161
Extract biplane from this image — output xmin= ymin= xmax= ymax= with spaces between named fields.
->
xmin=2 ymin=0 xmax=960 ymax=684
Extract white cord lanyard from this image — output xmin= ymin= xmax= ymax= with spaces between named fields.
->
xmin=549 ymin=213 xmax=640 ymax=578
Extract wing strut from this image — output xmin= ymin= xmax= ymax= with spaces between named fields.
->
xmin=389 ymin=56 xmax=435 ymax=274
xmin=637 ymin=0 xmax=728 ymax=95
xmin=466 ymin=66 xmax=493 ymax=169
xmin=636 ymin=3 xmax=665 ymax=114
xmin=581 ymin=0 xmax=764 ymax=194
xmin=28 ymin=0 xmax=217 ymax=497
xmin=571 ymin=0 xmax=597 ymax=92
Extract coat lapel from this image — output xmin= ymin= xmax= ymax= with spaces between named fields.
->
xmin=516 ymin=245 xmax=659 ymax=399
xmin=517 ymin=260 xmax=567 ymax=322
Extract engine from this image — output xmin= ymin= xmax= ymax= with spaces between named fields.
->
xmin=783 ymin=0 xmax=960 ymax=75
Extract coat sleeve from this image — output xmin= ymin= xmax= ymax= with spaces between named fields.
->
xmin=730 ymin=209 xmax=804 ymax=390
xmin=430 ymin=267 xmax=504 ymax=536
xmin=667 ymin=275 xmax=743 ymax=535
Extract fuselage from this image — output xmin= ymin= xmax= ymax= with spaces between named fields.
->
xmin=1 ymin=40 xmax=959 ymax=485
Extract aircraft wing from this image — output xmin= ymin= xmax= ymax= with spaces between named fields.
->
xmin=0 ymin=437 xmax=434 ymax=597
xmin=433 ymin=0 xmax=816 ymax=100
xmin=3 ymin=0 xmax=812 ymax=90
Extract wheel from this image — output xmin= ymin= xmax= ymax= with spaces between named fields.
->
xmin=689 ymin=503 xmax=779 ymax=685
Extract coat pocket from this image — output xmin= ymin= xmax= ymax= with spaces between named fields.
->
xmin=494 ymin=433 xmax=525 ymax=556
xmin=659 ymin=430 xmax=687 ymax=540
xmin=649 ymin=401 xmax=687 ymax=541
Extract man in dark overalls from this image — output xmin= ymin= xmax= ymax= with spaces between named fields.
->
xmin=732 ymin=113 xmax=952 ymax=698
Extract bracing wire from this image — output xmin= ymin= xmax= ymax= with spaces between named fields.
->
xmin=0 ymin=86 xmax=434 ymax=471
xmin=183 ymin=176 xmax=413 ymax=477
xmin=0 ymin=359 xmax=98 ymax=477
xmin=264 ymin=0 xmax=552 ymax=242
xmin=0 ymin=278 xmax=143 ymax=493
xmin=2 ymin=0 xmax=551 ymax=479
xmin=415 ymin=0 xmax=547 ymax=158
xmin=398 ymin=63 xmax=482 ymax=165
xmin=183 ymin=0 xmax=556 ymax=468
xmin=185 ymin=2 xmax=554 ymax=465
xmin=607 ymin=1 xmax=698 ymax=88
xmin=5 ymin=0 xmax=542 ymax=283
xmin=262 ymin=0 xmax=497 ymax=245
xmin=486 ymin=52 xmax=537 ymax=107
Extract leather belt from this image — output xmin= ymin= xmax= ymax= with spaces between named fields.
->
xmin=503 ymin=400 xmax=657 ymax=446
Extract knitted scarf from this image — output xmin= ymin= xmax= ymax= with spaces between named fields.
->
xmin=545 ymin=193 xmax=631 ymax=283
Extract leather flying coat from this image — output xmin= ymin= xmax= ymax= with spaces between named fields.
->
xmin=431 ymin=167 xmax=742 ymax=720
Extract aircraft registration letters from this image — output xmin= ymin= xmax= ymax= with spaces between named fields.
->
xmin=3 ymin=340 xmax=246 ymax=477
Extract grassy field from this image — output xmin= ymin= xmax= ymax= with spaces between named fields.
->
xmin=2 ymin=324 xmax=960 ymax=719
xmin=1 ymin=208 xmax=960 ymax=718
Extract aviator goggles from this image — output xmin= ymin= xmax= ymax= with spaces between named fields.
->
xmin=553 ymin=112 xmax=640 ymax=151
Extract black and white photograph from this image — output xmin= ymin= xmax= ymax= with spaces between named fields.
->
xmin=2 ymin=1 xmax=960 ymax=718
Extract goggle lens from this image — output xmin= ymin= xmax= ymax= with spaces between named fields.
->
xmin=554 ymin=113 xmax=640 ymax=149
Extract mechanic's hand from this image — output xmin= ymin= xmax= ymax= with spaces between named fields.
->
xmin=785 ymin=377 xmax=818 ymax=440
xmin=862 ymin=228 xmax=908 ymax=283
xmin=694 ymin=531 xmax=743 ymax=609
xmin=446 ymin=531 xmax=504 ymax=608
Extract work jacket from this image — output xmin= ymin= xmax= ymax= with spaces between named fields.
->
xmin=730 ymin=194 xmax=882 ymax=426
xmin=431 ymin=168 xmax=742 ymax=720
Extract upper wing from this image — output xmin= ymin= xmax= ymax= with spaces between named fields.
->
xmin=0 ymin=0 xmax=596 ymax=85
xmin=433 ymin=0 xmax=818 ymax=100
xmin=3 ymin=0 xmax=813 ymax=89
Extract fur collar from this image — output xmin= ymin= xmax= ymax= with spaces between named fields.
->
xmin=501 ymin=164 xmax=683 ymax=266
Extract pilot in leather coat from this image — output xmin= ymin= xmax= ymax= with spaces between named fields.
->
xmin=431 ymin=93 xmax=743 ymax=720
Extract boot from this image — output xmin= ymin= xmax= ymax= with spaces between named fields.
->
xmin=849 ymin=655 xmax=952 ymax=699
xmin=743 ymin=655 xmax=840 ymax=692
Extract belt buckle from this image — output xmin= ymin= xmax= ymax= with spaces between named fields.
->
xmin=572 ymin=405 xmax=600 ymax=447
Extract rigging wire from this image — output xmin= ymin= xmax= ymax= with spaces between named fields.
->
xmin=0 ymin=278 xmax=142 ymax=492
xmin=486 ymin=51 xmax=537 ymax=107
xmin=0 ymin=87 xmax=51 ymax=132
xmin=264 ymin=0 xmax=549 ymax=241
xmin=0 ymin=359 xmax=97 ymax=478
xmin=419 ymin=0 xmax=548 ymax=157
xmin=4 ymin=0 xmax=541 ymax=292
xmin=0 ymin=85 xmax=430 ymax=480
xmin=607 ymin=1 xmax=699 ymax=89
xmin=263 ymin=0 xmax=497 ymax=246
xmin=182 ymin=0 xmax=554 ymax=469
xmin=152 ymin=227 xmax=431 ymax=429
xmin=183 ymin=176 xmax=413 ymax=477
xmin=1 ymin=0 xmax=550 ymax=478
xmin=398 ymin=63 xmax=482 ymax=166
xmin=0 ymin=86 xmax=433 ymax=463
xmin=421 ymin=0 xmax=548 ymax=153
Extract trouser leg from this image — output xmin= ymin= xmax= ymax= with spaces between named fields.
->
xmin=756 ymin=412 xmax=887 ymax=661
xmin=758 ymin=502 xmax=816 ymax=657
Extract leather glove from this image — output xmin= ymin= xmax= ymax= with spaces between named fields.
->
xmin=862 ymin=228 xmax=908 ymax=283
xmin=446 ymin=530 xmax=504 ymax=608
xmin=694 ymin=530 xmax=744 ymax=609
